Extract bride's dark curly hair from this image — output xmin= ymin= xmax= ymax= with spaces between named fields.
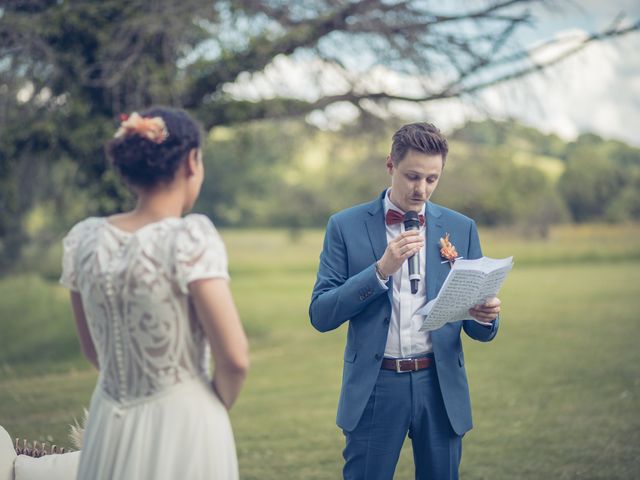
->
xmin=106 ymin=107 xmax=201 ymax=188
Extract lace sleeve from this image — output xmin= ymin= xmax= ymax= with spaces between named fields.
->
xmin=59 ymin=219 xmax=93 ymax=291
xmin=175 ymin=214 xmax=229 ymax=294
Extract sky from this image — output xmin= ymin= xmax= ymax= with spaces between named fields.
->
xmin=227 ymin=1 xmax=640 ymax=147
xmin=379 ymin=0 xmax=640 ymax=146
xmin=458 ymin=0 xmax=640 ymax=146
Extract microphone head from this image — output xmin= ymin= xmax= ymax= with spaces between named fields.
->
xmin=403 ymin=210 xmax=420 ymax=230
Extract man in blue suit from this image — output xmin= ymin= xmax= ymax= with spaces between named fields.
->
xmin=309 ymin=123 xmax=501 ymax=480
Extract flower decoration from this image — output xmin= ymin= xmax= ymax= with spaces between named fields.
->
xmin=439 ymin=233 xmax=461 ymax=265
xmin=114 ymin=112 xmax=168 ymax=144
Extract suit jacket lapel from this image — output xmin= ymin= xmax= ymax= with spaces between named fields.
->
xmin=365 ymin=191 xmax=387 ymax=261
xmin=426 ymin=202 xmax=444 ymax=302
xmin=366 ymin=191 xmax=392 ymax=300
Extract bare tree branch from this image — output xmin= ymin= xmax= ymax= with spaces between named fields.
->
xmin=182 ymin=0 xmax=544 ymax=109
xmin=182 ymin=0 xmax=386 ymax=107
xmin=196 ymin=18 xmax=639 ymax=129
xmin=448 ymin=19 xmax=640 ymax=97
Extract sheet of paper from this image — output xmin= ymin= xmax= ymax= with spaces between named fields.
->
xmin=417 ymin=256 xmax=513 ymax=331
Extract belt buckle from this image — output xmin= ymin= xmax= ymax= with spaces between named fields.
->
xmin=395 ymin=359 xmax=417 ymax=373
xmin=395 ymin=359 xmax=404 ymax=373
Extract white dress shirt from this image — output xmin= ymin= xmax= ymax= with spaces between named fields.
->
xmin=378 ymin=189 xmax=431 ymax=359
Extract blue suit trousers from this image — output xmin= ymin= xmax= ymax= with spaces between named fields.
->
xmin=343 ymin=361 xmax=462 ymax=480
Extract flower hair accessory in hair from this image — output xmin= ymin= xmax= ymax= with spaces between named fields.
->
xmin=115 ymin=112 xmax=168 ymax=144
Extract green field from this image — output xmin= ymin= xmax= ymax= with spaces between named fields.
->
xmin=1 ymin=224 xmax=640 ymax=479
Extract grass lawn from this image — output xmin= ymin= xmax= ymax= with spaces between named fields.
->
xmin=1 ymin=224 xmax=639 ymax=479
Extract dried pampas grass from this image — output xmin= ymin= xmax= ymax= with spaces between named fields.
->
xmin=69 ymin=408 xmax=88 ymax=450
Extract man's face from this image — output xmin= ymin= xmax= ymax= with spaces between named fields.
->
xmin=387 ymin=149 xmax=443 ymax=212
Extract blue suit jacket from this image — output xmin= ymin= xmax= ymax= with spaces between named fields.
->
xmin=309 ymin=191 xmax=499 ymax=435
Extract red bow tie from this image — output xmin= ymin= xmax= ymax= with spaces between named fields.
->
xmin=385 ymin=209 xmax=425 ymax=226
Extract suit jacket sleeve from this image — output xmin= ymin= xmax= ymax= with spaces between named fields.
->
xmin=309 ymin=215 xmax=388 ymax=333
xmin=462 ymin=220 xmax=500 ymax=342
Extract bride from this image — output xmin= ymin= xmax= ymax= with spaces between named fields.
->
xmin=60 ymin=107 xmax=249 ymax=479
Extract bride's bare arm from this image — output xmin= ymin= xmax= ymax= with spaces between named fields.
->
xmin=189 ymin=279 xmax=249 ymax=410
xmin=70 ymin=292 xmax=99 ymax=370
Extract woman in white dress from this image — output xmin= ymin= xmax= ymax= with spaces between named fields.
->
xmin=60 ymin=107 xmax=249 ymax=479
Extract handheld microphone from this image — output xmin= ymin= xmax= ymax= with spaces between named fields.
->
xmin=403 ymin=211 xmax=422 ymax=294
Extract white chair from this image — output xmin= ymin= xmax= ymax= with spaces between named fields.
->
xmin=0 ymin=426 xmax=79 ymax=480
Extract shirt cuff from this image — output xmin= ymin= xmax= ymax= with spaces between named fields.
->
xmin=472 ymin=318 xmax=494 ymax=327
xmin=375 ymin=268 xmax=389 ymax=289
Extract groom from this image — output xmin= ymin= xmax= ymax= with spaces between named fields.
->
xmin=309 ymin=122 xmax=501 ymax=480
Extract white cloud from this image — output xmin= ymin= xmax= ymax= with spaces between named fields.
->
xmin=223 ymin=55 xmax=352 ymax=102
xmin=470 ymin=32 xmax=640 ymax=145
xmin=407 ymin=29 xmax=640 ymax=147
xmin=571 ymin=0 xmax=640 ymax=21
xmin=222 ymin=23 xmax=640 ymax=147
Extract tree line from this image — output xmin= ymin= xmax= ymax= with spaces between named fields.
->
xmin=194 ymin=118 xmax=640 ymax=237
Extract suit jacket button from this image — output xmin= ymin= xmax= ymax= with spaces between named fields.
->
xmin=374 ymin=354 xmax=381 ymax=360
xmin=383 ymin=317 xmax=390 ymax=325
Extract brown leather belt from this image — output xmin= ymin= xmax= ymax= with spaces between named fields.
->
xmin=381 ymin=357 xmax=433 ymax=373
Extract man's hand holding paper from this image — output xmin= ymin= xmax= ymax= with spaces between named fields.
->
xmin=469 ymin=296 xmax=502 ymax=325
xmin=417 ymin=256 xmax=513 ymax=331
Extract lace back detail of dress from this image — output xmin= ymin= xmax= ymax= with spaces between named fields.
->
xmin=60 ymin=215 xmax=228 ymax=404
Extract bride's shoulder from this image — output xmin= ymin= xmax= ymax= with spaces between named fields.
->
xmin=177 ymin=214 xmax=221 ymax=238
xmin=173 ymin=214 xmax=225 ymax=255
xmin=172 ymin=215 xmax=229 ymax=293
xmin=61 ymin=217 xmax=106 ymax=268
xmin=181 ymin=213 xmax=217 ymax=229
xmin=63 ymin=217 xmax=105 ymax=241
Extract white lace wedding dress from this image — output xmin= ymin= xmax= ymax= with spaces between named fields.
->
xmin=60 ymin=214 xmax=238 ymax=480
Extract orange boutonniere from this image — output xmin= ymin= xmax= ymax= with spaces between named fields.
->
xmin=439 ymin=233 xmax=462 ymax=265
xmin=115 ymin=112 xmax=168 ymax=144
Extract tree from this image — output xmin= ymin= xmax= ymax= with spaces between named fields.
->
xmin=558 ymin=137 xmax=640 ymax=223
xmin=1 ymin=0 xmax=638 ymax=271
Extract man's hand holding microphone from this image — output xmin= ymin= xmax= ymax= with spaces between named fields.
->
xmin=376 ymin=211 xmax=423 ymax=294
